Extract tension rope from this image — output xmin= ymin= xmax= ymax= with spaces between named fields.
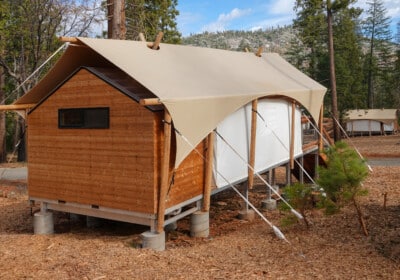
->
xmin=174 ymin=127 xmax=290 ymax=243
xmin=328 ymin=112 xmax=373 ymax=172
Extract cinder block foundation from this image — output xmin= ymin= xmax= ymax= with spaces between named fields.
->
xmin=141 ymin=231 xmax=166 ymax=251
xmin=190 ymin=211 xmax=209 ymax=237
xmin=262 ymin=199 xmax=277 ymax=210
xmin=237 ymin=209 xmax=255 ymax=221
xmin=33 ymin=211 xmax=54 ymax=235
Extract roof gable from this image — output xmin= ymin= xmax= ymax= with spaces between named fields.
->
xmin=29 ymin=66 xmax=161 ymax=114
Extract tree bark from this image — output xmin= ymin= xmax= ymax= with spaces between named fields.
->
xmin=0 ymin=68 xmax=6 ymax=162
xmin=327 ymin=4 xmax=341 ymax=142
xmin=353 ymin=198 xmax=368 ymax=236
xmin=107 ymin=0 xmax=126 ymax=39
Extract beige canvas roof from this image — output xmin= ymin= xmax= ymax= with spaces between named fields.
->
xmin=16 ymin=37 xmax=326 ymax=167
xmin=345 ymin=109 xmax=398 ymax=123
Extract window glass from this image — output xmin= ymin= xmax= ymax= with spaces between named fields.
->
xmin=59 ymin=107 xmax=109 ymax=129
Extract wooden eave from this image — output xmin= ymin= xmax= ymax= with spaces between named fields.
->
xmin=28 ymin=66 xmax=163 ymax=115
xmin=0 ymin=104 xmax=36 ymax=111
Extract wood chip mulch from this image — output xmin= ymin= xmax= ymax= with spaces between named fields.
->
xmin=0 ymin=135 xmax=399 ymax=279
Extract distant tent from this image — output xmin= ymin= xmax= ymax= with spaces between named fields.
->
xmin=344 ymin=109 xmax=399 ymax=136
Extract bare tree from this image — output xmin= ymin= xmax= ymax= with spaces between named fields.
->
xmin=0 ymin=0 xmax=104 ymax=162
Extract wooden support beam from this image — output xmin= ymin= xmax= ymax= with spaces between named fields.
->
xmin=248 ymin=99 xmax=258 ymax=189
xmin=255 ymin=47 xmax=263 ymax=57
xmin=322 ymin=127 xmax=335 ymax=146
xmin=157 ymin=110 xmax=172 ymax=233
xmin=138 ymin=33 xmax=146 ymax=42
xmin=202 ymin=131 xmax=214 ymax=212
xmin=148 ymin=32 xmax=164 ymax=50
xmin=290 ymin=101 xmax=296 ymax=169
xmin=59 ymin=37 xmax=79 ymax=44
xmin=0 ymin=104 xmax=36 ymax=111
xmin=139 ymin=98 xmax=161 ymax=106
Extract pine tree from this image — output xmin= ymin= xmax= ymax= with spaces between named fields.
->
xmin=290 ymin=1 xmax=364 ymax=119
xmin=333 ymin=5 xmax=365 ymax=111
xmin=125 ymin=0 xmax=181 ymax=44
xmin=362 ymin=0 xmax=392 ymax=109
xmin=391 ymin=21 xmax=400 ymax=109
xmin=292 ymin=0 xmax=327 ymax=80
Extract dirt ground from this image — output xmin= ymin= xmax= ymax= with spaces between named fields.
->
xmin=0 ymin=135 xmax=399 ymax=279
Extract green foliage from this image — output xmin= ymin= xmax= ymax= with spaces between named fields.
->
xmin=126 ymin=0 xmax=181 ymax=44
xmin=362 ymin=0 xmax=394 ymax=109
xmin=279 ymin=183 xmax=316 ymax=227
xmin=317 ymin=141 xmax=369 ymax=212
xmin=280 ymin=183 xmax=314 ymax=212
xmin=292 ymin=0 xmax=327 ymax=80
xmin=181 ymin=27 xmax=294 ymax=54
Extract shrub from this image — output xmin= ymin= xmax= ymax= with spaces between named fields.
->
xmin=317 ymin=141 xmax=369 ymax=235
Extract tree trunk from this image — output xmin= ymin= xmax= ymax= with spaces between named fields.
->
xmin=107 ymin=0 xmax=126 ymax=39
xmin=353 ymin=198 xmax=368 ymax=236
xmin=0 ymin=68 xmax=6 ymax=162
xmin=327 ymin=5 xmax=341 ymax=142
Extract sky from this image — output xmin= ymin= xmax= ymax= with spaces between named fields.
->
xmin=177 ymin=0 xmax=400 ymax=37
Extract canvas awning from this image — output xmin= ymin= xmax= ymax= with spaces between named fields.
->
xmin=345 ymin=109 xmax=398 ymax=124
xmin=15 ymin=37 xmax=326 ymax=167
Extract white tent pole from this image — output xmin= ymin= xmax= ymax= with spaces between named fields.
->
xmin=174 ymin=128 xmax=290 ymax=242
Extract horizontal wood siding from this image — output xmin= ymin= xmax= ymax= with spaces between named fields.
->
xmin=165 ymin=140 xmax=206 ymax=210
xmin=28 ymin=69 xmax=157 ymax=213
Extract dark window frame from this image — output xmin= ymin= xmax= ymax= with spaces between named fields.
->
xmin=58 ymin=107 xmax=110 ymax=129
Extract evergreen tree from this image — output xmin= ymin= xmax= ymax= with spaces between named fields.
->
xmin=125 ymin=0 xmax=181 ymax=44
xmin=333 ymin=4 xmax=365 ymax=111
xmin=391 ymin=21 xmax=400 ymax=109
xmin=292 ymin=0 xmax=327 ymax=80
xmin=290 ymin=1 xmax=364 ymax=117
xmin=362 ymin=0 xmax=393 ymax=108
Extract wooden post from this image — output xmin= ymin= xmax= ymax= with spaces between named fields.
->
xmin=290 ymin=101 xmax=296 ymax=169
xmin=319 ymin=106 xmax=324 ymax=152
xmin=157 ymin=110 xmax=172 ymax=233
xmin=248 ymin=99 xmax=258 ymax=189
xmin=0 ymin=104 xmax=36 ymax=111
xmin=152 ymin=32 xmax=164 ymax=50
xmin=202 ymin=131 xmax=214 ymax=212
xmin=138 ymin=32 xmax=146 ymax=42
xmin=255 ymin=47 xmax=263 ymax=57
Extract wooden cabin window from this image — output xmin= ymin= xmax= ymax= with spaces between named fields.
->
xmin=58 ymin=107 xmax=109 ymax=129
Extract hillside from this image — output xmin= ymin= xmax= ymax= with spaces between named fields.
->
xmin=181 ymin=26 xmax=295 ymax=56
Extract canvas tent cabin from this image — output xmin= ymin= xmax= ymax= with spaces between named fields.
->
xmin=11 ymin=37 xmax=326 ymax=250
xmin=345 ymin=109 xmax=399 ymax=136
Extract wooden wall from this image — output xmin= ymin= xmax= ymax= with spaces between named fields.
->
xmin=28 ymin=69 xmax=158 ymax=213
xmin=28 ymin=68 xmax=207 ymax=216
xmin=165 ymin=140 xmax=206 ymax=210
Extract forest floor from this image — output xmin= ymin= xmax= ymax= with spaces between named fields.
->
xmin=0 ymin=135 xmax=399 ymax=279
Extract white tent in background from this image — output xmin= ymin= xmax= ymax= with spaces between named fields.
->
xmin=345 ymin=109 xmax=399 ymax=135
